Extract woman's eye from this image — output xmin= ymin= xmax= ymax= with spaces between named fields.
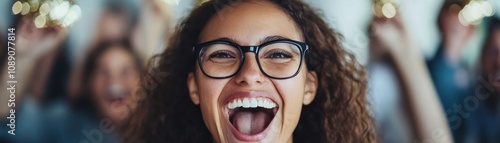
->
xmin=209 ymin=51 xmax=235 ymax=59
xmin=267 ymin=52 xmax=292 ymax=59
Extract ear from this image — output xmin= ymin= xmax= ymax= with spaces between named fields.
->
xmin=303 ymin=71 xmax=318 ymax=105
xmin=187 ymin=72 xmax=200 ymax=105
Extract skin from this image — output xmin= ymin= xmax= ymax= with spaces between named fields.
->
xmin=187 ymin=1 xmax=318 ymax=143
xmin=440 ymin=5 xmax=476 ymax=65
xmin=0 ymin=15 xmax=67 ymax=117
xmin=369 ymin=15 xmax=453 ymax=142
xmin=89 ymin=46 xmax=140 ymax=125
xmin=98 ymin=12 xmax=129 ymax=41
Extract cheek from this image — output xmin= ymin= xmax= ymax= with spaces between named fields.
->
xmin=90 ymin=77 xmax=107 ymax=100
xmin=277 ymin=81 xmax=305 ymax=114
xmin=198 ymin=80 xmax=226 ymax=112
xmin=125 ymin=71 xmax=140 ymax=92
xmin=195 ymin=72 xmax=232 ymax=137
xmin=89 ymin=78 xmax=111 ymax=115
xmin=274 ymin=71 xmax=307 ymax=122
xmin=196 ymin=70 xmax=228 ymax=115
xmin=197 ymin=69 xmax=226 ymax=104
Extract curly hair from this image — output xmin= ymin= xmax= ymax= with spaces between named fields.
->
xmin=72 ymin=40 xmax=141 ymax=117
xmin=124 ymin=0 xmax=375 ymax=142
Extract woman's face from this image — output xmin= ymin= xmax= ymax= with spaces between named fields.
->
xmin=187 ymin=1 xmax=318 ymax=143
xmin=483 ymin=27 xmax=500 ymax=90
xmin=98 ymin=12 xmax=129 ymax=41
xmin=90 ymin=46 xmax=140 ymax=125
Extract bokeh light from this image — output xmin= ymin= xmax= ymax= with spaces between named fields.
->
xmin=21 ymin=2 xmax=30 ymax=15
xmin=12 ymin=1 xmax=23 ymax=14
xmin=458 ymin=0 xmax=495 ymax=26
xmin=11 ymin=0 xmax=82 ymax=28
xmin=382 ymin=3 xmax=396 ymax=18
xmin=34 ymin=14 xmax=46 ymax=28
xmin=373 ymin=0 xmax=399 ymax=19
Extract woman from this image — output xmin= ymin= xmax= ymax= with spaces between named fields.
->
xmin=74 ymin=40 xmax=142 ymax=126
xmin=126 ymin=0 xmax=375 ymax=142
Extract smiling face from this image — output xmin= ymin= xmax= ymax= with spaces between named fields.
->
xmin=187 ymin=1 xmax=318 ymax=143
xmin=89 ymin=46 xmax=140 ymax=125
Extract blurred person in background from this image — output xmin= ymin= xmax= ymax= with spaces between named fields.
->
xmin=427 ymin=0 xmax=477 ymax=141
xmin=70 ymin=40 xmax=142 ymax=142
xmin=368 ymin=13 xmax=452 ymax=143
xmin=460 ymin=17 xmax=500 ymax=143
xmin=131 ymin=0 xmax=175 ymax=61
xmin=92 ymin=0 xmax=137 ymax=46
xmin=368 ymin=15 xmax=413 ymax=142
xmin=74 ymin=40 xmax=142 ymax=126
xmin=0 ymin=0 xmax=142 ymax=142
xmin=0 ymin=14 xmax=68 ymax=109
xmin=69 ymin=0 xmax=138 ymax=102
xmin=0 ymin=8 xmax=71 ymax=143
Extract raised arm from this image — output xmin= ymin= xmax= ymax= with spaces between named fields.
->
xmin=369 ymin=15 xmax=453 ymax=143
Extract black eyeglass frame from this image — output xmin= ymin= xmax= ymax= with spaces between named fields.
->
xmin=192 ymin=39 xmax=309 ymax=79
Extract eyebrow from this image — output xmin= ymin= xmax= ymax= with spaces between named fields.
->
xmin=209 ymin=35 xmax=289 ymax=45
xmin=260 ymin=35 xmax=288 ymax=43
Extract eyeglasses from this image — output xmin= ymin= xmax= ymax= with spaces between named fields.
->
xmin=193 ymin=38 xmax=309 ymax=79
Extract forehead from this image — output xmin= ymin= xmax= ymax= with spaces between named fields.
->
xmin=98 ymin=47 xmax=134 ymax=65
xmin=199 ymin=0 xmax=303 ymax=45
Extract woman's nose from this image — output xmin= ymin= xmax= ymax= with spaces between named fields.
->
xmin=233 ymin=53 xmax=266 ymax=86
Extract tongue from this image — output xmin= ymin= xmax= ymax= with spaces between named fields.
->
xmin=232 ymin=110 xmax=270 ymax=135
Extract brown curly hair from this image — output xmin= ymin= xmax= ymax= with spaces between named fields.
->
xmin=124 ymin=0 xmax=375 ymax=142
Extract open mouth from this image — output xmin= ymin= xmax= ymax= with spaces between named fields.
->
xmin=226 ymin=97 xmax=278 ymax=139
xmin=106 ymin=84 xmax=129 ymax=102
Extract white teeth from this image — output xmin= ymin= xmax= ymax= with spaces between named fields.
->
xmin=228 ymin=101 xmax=236 ymax=109
xmin=227 ymin=97 xmax=277 ymax=109
xmin=237 ymin=99 xmax=243 ymax=107
xmin=242 ymin=98 xmax=250 ymax=108
xmin=269 ymin=102 xmax=276 ymax=108
xmin=250 ymin=98 xmax=258 ymax=108
xmin=263 ymin=100 xmax=269 ymax=108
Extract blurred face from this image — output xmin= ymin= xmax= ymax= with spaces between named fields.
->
xmin=483 ymin=27 xmax=500 ymax=90
xmin=187 ymin=1 xmax=318 ymax=143
xmin=439 ymin=4 xmax=476 ymax=47
xmin=99 ymin=13 xmax=129 ymax=41
xmin=441 ymin=5 xmax=463 ymax=36
xmin=90 ymin=46 xmax=140 ymax=125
